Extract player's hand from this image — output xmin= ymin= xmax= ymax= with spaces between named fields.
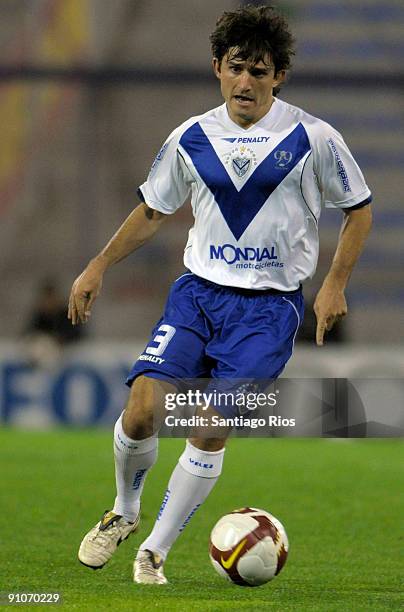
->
xmin=68 ymin=258 xmax=106 ymax=325
xmin=313 ymin=283 xmax=347 ymax=346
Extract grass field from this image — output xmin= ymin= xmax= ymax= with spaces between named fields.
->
xmin=0 ymin=430 xmax=403 ymax=611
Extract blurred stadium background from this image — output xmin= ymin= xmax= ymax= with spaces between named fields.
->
xmin=0 ymin=0 xmax=403 ymax=428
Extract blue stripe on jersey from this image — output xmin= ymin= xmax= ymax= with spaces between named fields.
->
xmin=179 ymin=122 xmax=311 ymax=240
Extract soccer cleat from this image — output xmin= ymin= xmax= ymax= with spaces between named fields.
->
xmin=78 ymin=510 xmax=140 ymax=569
xmin=133 ymin=549 xmax=168 ymax=585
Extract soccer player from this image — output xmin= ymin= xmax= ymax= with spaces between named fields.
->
xmin=68 ymin=5 xmax=372 ymax=584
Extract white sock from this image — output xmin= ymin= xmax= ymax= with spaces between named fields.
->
xmin=140 ymin=440 xmax=225 ymax=559
xmin=112 ymin=413 xmax=158 ymax=522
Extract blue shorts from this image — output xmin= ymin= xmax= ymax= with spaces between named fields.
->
xmin=127 ymin=272 xmax=304 ymax=416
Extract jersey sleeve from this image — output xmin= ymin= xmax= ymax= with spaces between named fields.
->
xmin=311 ymin=123 xmax=372 ymax=210
xmin=138 ymin=127 xmax=191 ymax=214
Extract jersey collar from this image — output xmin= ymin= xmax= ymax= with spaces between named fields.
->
xmin=219 ymin=98 xmax=283 ymax=132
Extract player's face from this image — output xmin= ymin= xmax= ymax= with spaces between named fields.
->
xmin=212 ymin=50 xmax=285 ymax=129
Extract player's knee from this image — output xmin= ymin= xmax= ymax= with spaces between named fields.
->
xmin=189 ymin=437 xmax=226 ymax=452
xmin=122 ymin=375 xmax=160 ymax=439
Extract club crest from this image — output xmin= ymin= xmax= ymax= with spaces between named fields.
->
xmin=232 ymin=156 xmax=251 ymax=177
xmin=224 ymin=145 xmax=257 ymax=179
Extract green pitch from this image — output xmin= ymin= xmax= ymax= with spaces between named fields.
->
xmin=0 ymin=430 xmax=402 ymax=611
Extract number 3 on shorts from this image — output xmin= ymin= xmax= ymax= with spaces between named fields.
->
xmin=145 ymin=324 xmax=176 ymax=357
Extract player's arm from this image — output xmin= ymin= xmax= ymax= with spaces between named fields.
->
xmin=68 ymin=202 xmax=166 ymax=325
xmin=314 ymin=204 xmax=372 ymax=346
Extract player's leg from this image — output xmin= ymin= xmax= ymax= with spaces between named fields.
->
xmin=135 ymin=406 xmax=229 ymax=584
xmin=134 ymin=283 xmax=304 ymax=583
xmin=112 ymin=374 xmax=172 ymax=522
xmin=79 ymin=273 xmax=212 ymax=571
xmin=78 ymin=375 xmax=171 ymax=569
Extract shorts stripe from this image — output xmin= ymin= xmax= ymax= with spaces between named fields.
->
xmin=282 ymin=296 xmax=301 ymax=350
xmin=175 ymin=272 xmax=194 ymax=283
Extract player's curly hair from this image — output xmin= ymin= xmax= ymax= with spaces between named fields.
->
xmin=210 ymin=5 xmax=295 ymax=94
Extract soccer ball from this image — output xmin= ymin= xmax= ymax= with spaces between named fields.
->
xmin=209 ymin=507 xmax=288 ymax=587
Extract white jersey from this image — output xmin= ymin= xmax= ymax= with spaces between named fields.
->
xmin=139 ymin=99 xmax=371 ymax=291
